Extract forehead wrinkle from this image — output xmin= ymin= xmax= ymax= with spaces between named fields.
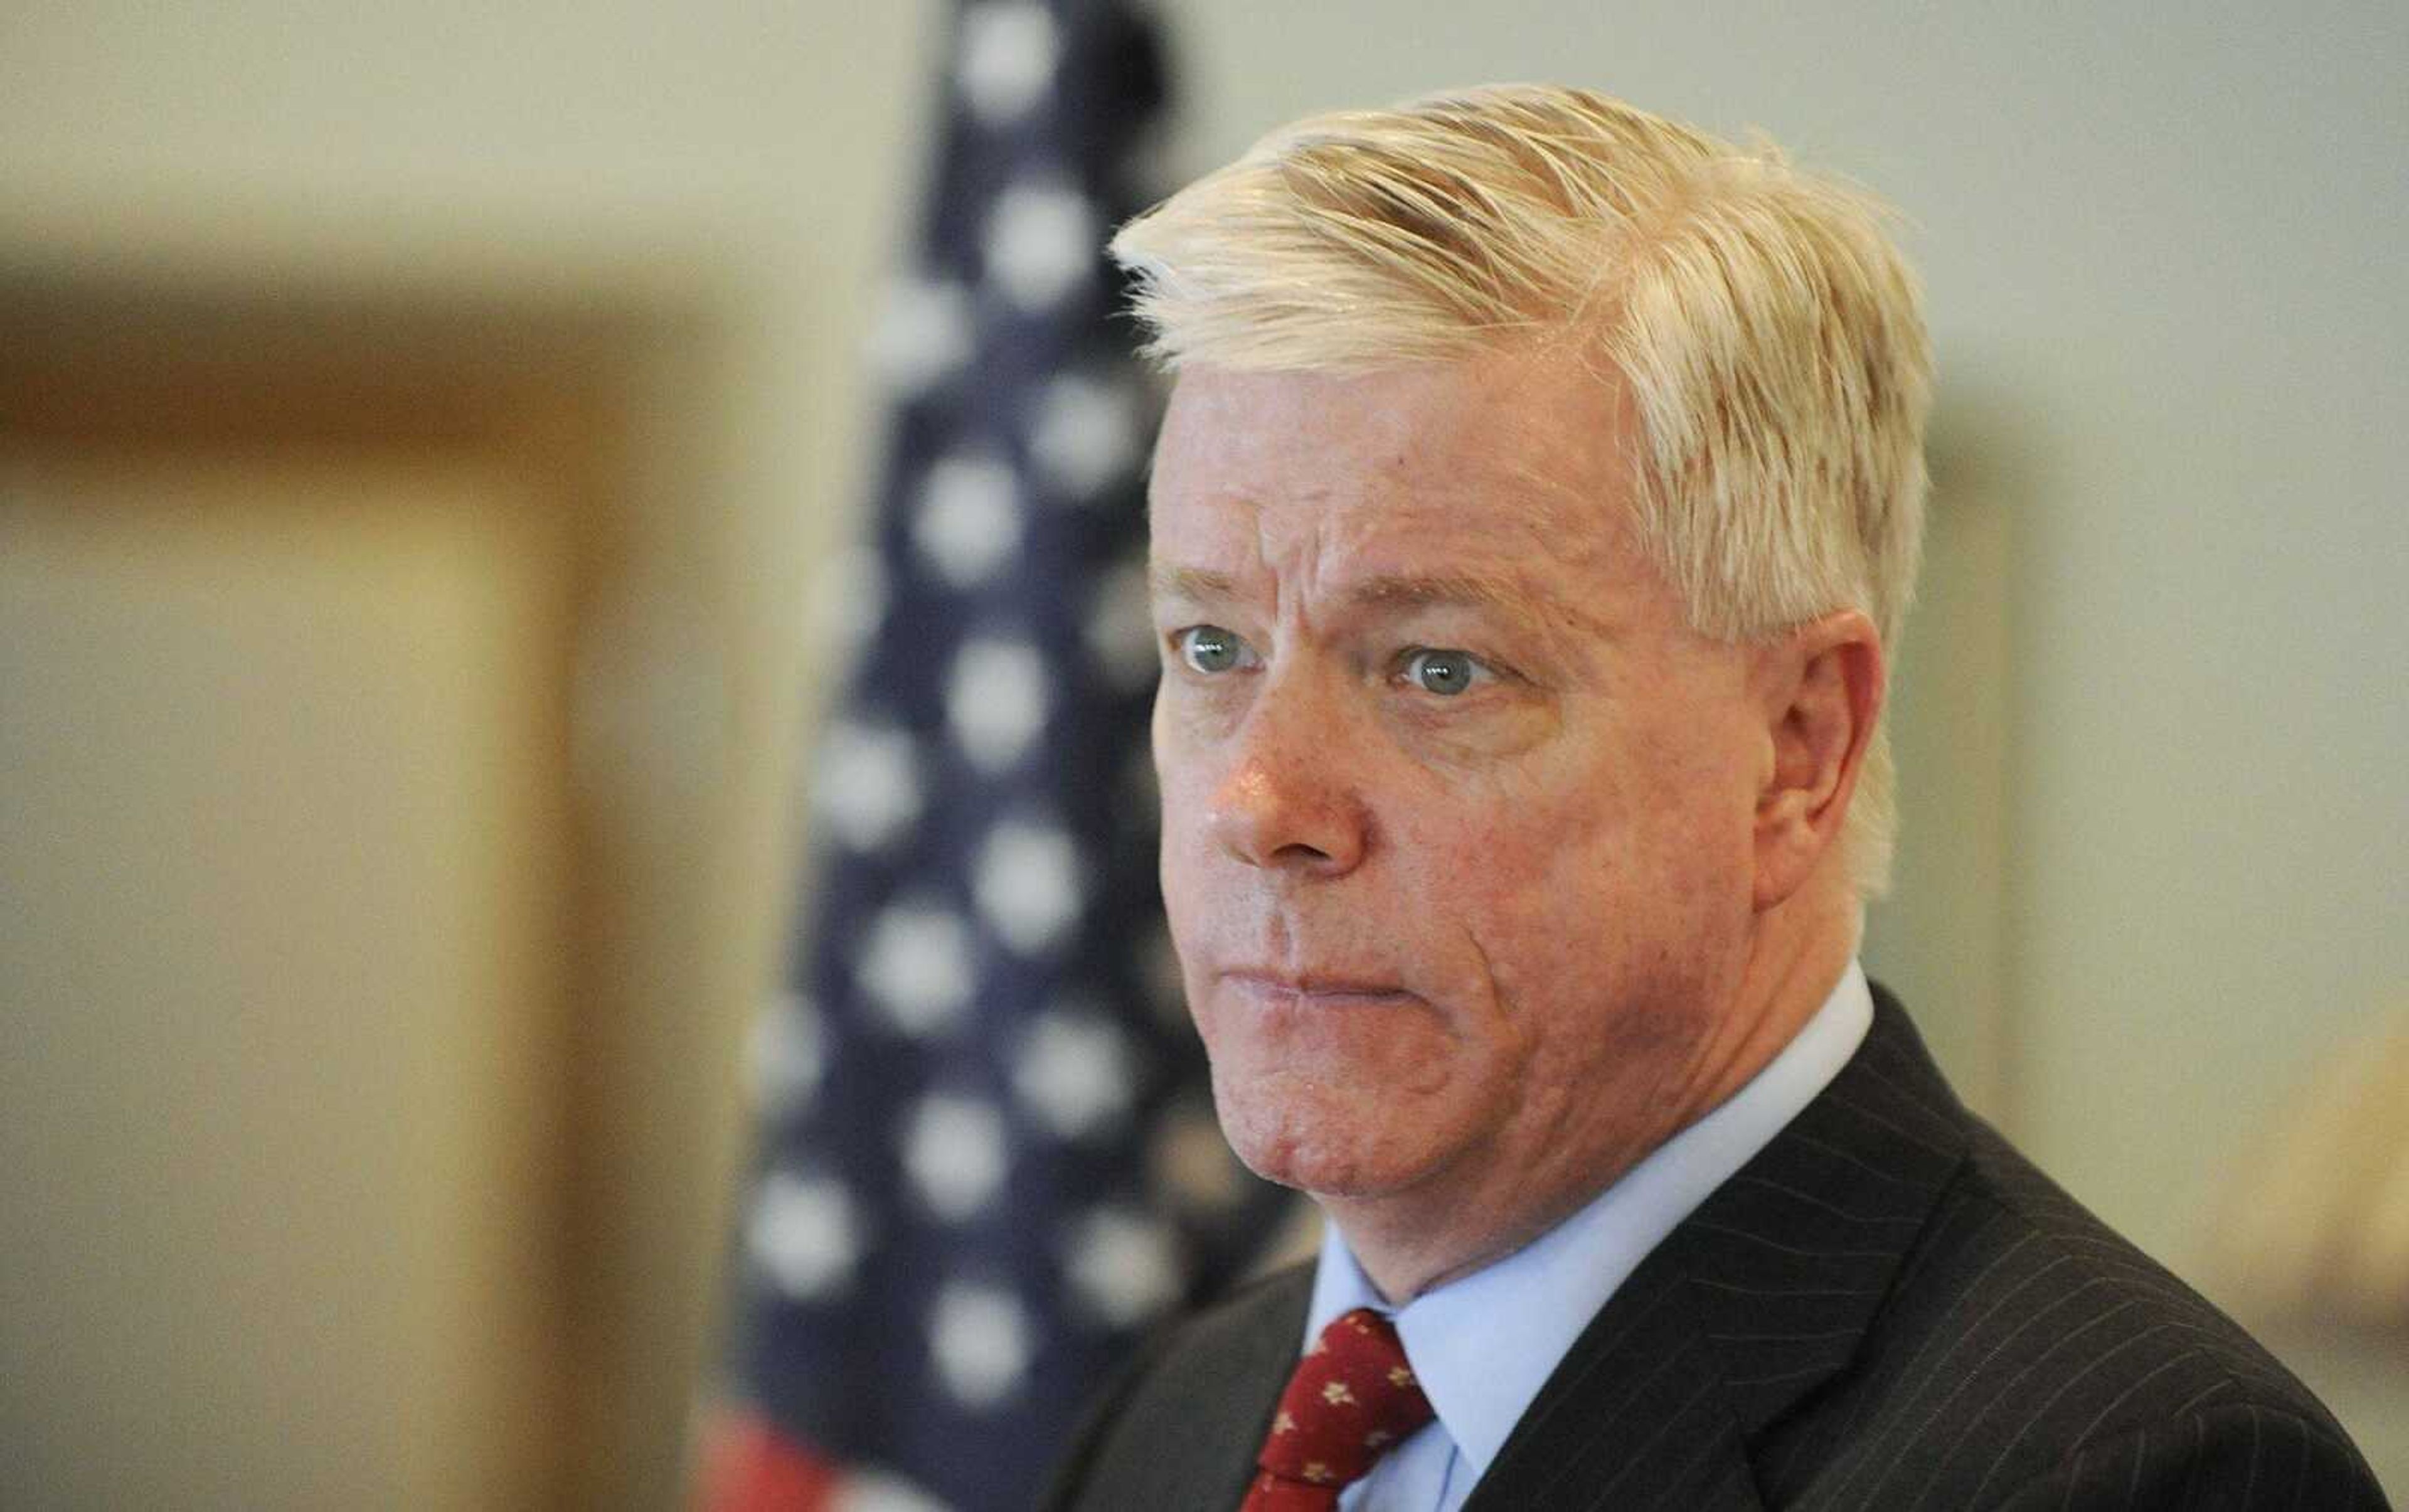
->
xmin=1476 ymin=437 xmax=1666 ymax=627
xmin=1151 ymin=486 xmax=1627 ymax=654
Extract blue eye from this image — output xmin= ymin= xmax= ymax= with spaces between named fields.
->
xmin=1175 ymin=625 xmax=1256 ymax=674
xmin=1403 ymin=649 xmax=1481 ymax=696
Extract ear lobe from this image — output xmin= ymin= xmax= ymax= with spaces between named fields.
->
xmin=1752 ymin=612 xmax=1883 ymax=911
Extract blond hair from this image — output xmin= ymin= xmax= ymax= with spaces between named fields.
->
xmin=1110 ymin=83 xmax=1931 ymax=896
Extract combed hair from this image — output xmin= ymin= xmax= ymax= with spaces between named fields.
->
xmin=1110 ymin=83 xmax=1932 ymax=897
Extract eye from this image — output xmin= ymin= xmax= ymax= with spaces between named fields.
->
xmin=1173 ymin=624 xmax=1259 ymax=675
xmin=1400 ymin=647 xmax=1487 ymax=696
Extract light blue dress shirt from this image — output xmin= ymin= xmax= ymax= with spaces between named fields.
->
xmin=1307 ymin=960 xmax=1875 ymax=1512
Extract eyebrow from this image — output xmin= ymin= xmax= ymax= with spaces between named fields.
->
xmin=1148 ymin=563 xmax=1578 ymax=642
xmin=1346 ymin=571 xmax=1530 ymax=615
xmin=1148 ymin=564 xmax=1239 ymax=603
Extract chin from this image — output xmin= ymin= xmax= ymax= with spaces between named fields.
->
xmin=1208 ymin=1073 xmax=1456 ymax=1201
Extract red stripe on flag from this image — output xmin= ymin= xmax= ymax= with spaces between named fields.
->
xmin=696 ymin=1410 xmax=843 ymax=1512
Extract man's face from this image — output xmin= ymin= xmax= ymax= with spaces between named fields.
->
xmin=1149 ymin=351 xmax=1772 ymax=1233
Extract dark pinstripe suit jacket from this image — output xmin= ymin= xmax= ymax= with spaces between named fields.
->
xmin=1043 ymin=987 xmax=2386 ymax=1510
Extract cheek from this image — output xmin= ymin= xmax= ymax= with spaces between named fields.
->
xmin=1151 ymin=706 xmax=1203 ymax=893
xmin=1393 ymin=750 xmax=1736 ymax=1013
xmin=1375 ymin=801 xmax=1587 ymax=1033
xmin=1153 ymin=764 xmax=1210 ymax=908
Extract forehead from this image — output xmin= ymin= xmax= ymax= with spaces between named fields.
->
xmin=1147 ymin=353 xmax=1638 ymax=584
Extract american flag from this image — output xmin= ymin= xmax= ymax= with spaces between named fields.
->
xmin=705 ymin=4 xmax=1282 ymax=1509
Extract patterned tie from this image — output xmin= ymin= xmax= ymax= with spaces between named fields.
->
xmin=1240 ymin=1307 xmax=1435 ymax=1511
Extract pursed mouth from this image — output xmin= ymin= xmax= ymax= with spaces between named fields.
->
xmin=1220 ymin=969 xmax=1415 ymax=1006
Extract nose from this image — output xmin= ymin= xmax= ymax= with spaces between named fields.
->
xmin=1204 ymin=670 xmax=1369 ymax=877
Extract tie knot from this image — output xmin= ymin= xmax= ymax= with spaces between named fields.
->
xmin=1245 ymin=1307 xmax=1433 ymax=1508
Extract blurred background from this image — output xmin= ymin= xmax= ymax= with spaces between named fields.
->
xmin=2 ymin=1 xmax=2403 ymax=1508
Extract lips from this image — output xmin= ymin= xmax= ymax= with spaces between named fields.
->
xmin=1220 ymin=969 xmax=1413 ymax=1004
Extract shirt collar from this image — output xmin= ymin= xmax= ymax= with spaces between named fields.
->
xmin=1304 ymin=959 xmax=1874 ymax=1477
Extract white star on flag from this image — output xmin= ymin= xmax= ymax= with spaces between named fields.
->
xmin=930 ymin=1282 xmax=1033 ymax=1408
xmin=856 ymin=898 xmax=976 ymax=1036
xmin=956 ymin=2 xmax=1060 ymax=126
xmin=749 ymin=1171 xmax=862 ymax=1301
xmin=1030 ymin=372 xmax=1141 ymax=500
xmin=812 ymin=718 xmax=923 ymax=853
xmin=974 ymin=814 xmax=1085 ymax=955
xmin=983 ymin=180 xmax=1096 ymax=312
xmin=835 ymin=1471 xmax=952 ymax=1512
xmin=903 ymin=1094 xmax=1011 ymax=1220
xmin=1011 ymin=1006 xmax=1134 ymax=1139
xmin=1064 ymin=1207 xmax=1185 ymax=1327
xmin=946 ymin=634 xmax=1052 ymax=772
xmin=868 ymin=276 xmax=976 ymax=397
xmin=915 ymin=453 xmax=1024 ymax=587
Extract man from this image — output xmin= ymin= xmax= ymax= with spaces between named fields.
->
xmin=1043 ymin=85 xmax=2385 ymax=1510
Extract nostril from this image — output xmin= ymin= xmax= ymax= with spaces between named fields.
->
xmin=1204 ymin=702 xmax=1371 ymax=873
xmin=1209 ymin=780 xmax=1364 ymax=875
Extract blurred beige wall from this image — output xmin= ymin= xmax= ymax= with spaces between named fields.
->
xmin=1 ymin=462 xmax=566 ymax=1508
xmin=3 ymin=4 xmax=950 ymax=1507
xmin=3 ymin=0 xmax=2403 ymax=1502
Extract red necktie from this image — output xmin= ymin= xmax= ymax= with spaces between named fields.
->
xmin=1240 ymin=1307 xmax=1435 ymax=1511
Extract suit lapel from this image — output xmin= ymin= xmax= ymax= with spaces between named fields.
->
xmin=1159 ymin=1273 xmax=1306 ymax=1512
xmin=1466 ymin=989 xmax=1970 ymax=1510
xmin=1058 ymin=1264 xmax=1310 ymax=1512
xmin=1464 ymin=1252 xmax=1765 ymax=1510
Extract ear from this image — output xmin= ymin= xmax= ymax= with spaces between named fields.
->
xmin=1750 ymin=610 xmax=1884 ymax=912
